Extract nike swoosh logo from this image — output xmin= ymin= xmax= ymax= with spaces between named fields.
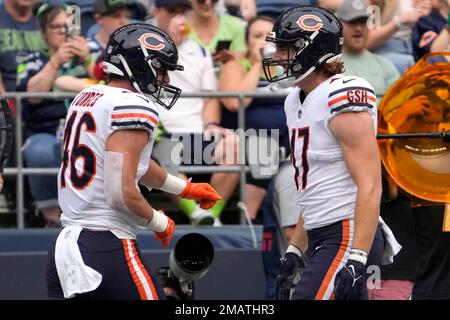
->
xmin=348 ymin=265 xmax=356 ymax=276
xmin=314 ymin=245 xmax=326 ymax=252
xmin=343 ymin=78 xmax=356 ymax=84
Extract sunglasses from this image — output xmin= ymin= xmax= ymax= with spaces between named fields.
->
xmin=47 ymin=23 xmax=68 ymax=32
xmin=196 ymin=0 xmax=219 ymax=4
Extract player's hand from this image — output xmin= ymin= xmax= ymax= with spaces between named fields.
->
xmin=276 ymin=245 xmax=307 ymax=300
xmin=153 ymin=215 xmax=175 ymax=248
xmin=179 ymin=179 xmax=222 ymax=209
xmin=333 ymin=258 xmax=366 ymax=300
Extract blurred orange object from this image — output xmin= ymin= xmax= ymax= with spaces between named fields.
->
xmin=378 ymin=52 xmax=450 ymax=204
xmin=83 ymin=78 xmax=98 ymax=85
xmin=181 ymin=23 xmax=191 ymax=36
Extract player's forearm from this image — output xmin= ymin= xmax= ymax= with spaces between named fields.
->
xmin=140 ymin=159 xmax=169 ymax=189
xmin=289 ymin=215 xmax=308 ymax=252
xmin=121 ymin=186 xmax=169 ymax=232
xmin=122 ymin=184 xmax=154 ymax=222
xmin=351 ymin=181 xmax=382 ymax=253
xmin=140 ymin=159 xmax=187 ymax=195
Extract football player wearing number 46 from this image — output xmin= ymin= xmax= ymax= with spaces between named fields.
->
xmin=262 ymin=6 xmax=395 ymax=300
xmin=46 ymin=23 xmax=221 ymax=300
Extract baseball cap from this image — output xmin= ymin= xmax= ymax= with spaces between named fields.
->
xmin=154 ymin=0 xmax=191 ymax=9
xmin=93 ymin=0 xmax=132 ymax=15
xmin=335 ymin=0 xmax=370 ymax=22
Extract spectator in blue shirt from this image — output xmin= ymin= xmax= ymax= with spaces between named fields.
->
xmin=0 ymin=0 xmax=46 ymax=94
xmin=16 ymin=3 xmax=92 ymax=227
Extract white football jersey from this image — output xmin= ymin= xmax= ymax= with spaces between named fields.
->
xmin=58 ymin=84 xmax=159 ymax=239
xmin=285 ymin=75 xmax=377 ymax=230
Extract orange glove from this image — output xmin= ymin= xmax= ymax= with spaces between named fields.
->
xmin=152 ymin=213 xmax=175 ymax=248
xmin=179 ymin=178 xmax=222 ymax=210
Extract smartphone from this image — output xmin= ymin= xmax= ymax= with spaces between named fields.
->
xmin=215 ymin=40 xmax=232 ymax=52
xmin=66 ymin=25 xmax=81 ymax=41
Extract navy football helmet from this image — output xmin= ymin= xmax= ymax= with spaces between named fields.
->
xmin=103 ymin=23 xmax=184 ymax=110
xmin=262 ymin=6 xmax=343 ymax=84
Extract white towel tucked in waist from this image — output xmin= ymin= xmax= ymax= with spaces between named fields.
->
xmin=378 ymin=217 xmax=402 ymax=265
xmin=55 ymin=226 xmax=102 ymax=298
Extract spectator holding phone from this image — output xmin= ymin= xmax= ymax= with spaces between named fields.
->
xmin=188 ymin=0 xmax=247 ymax=68
xmin=16 ymin=3 xmax=92 ymax=227
xmin=150 ymin=0 xmax=240 ymax=226
xmin=218 ymin=16 xmax=289 ymax=221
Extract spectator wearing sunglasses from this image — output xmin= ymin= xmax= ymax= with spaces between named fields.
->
xmin=218 ymin=16 xmax=290 ymax=222
xmin=149 ymin=0 xmax=240 ymax=226
xmin=187 ymin=0 xmax=247 ymax=68
xmin=16 ymin=3 xmax=92 ymax=227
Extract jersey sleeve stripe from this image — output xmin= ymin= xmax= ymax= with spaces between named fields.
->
xmin=328 ymin=86 xmax=375 ymax=98
xmin=331 ymin=102 xmax=374 ymax=113
xmin=328 ymin=93 xmax=377 ymax=107
xmin=111 ymin=113 xmax=158 ymax=125
xmin=111 ymin=121 xmax=154 ymax=132
xmin=328 ymin=95 xmax=348 ymax=107
xmin=113 ymin=105 xmax=159 ymax=117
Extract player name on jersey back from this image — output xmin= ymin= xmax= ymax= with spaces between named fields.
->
xmin=72 ymin=91 xmax=105 ymax=107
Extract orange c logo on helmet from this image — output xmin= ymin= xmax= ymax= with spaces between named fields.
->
xmin=138 ymin=33 xmax=166 ymax=51
xmin=296 ymin=15 xmax=323 ymax=31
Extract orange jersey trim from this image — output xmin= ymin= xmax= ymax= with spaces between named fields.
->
xmin=112 ymin=113 xmax=158 ymax=125
xmin=314 ymin=219 xmax=350 ymax=300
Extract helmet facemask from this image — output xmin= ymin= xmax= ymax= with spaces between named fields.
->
xmin=116 ymin=44 xmax=184 ymax=110
xmin=262 ymin=30 xmax=322 ymax=85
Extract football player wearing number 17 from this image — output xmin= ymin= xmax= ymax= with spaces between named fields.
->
xmin=46 ymin=23 xmax=221 ymax=300
xmin=262 ymin=6 xmax=392 ymax=300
